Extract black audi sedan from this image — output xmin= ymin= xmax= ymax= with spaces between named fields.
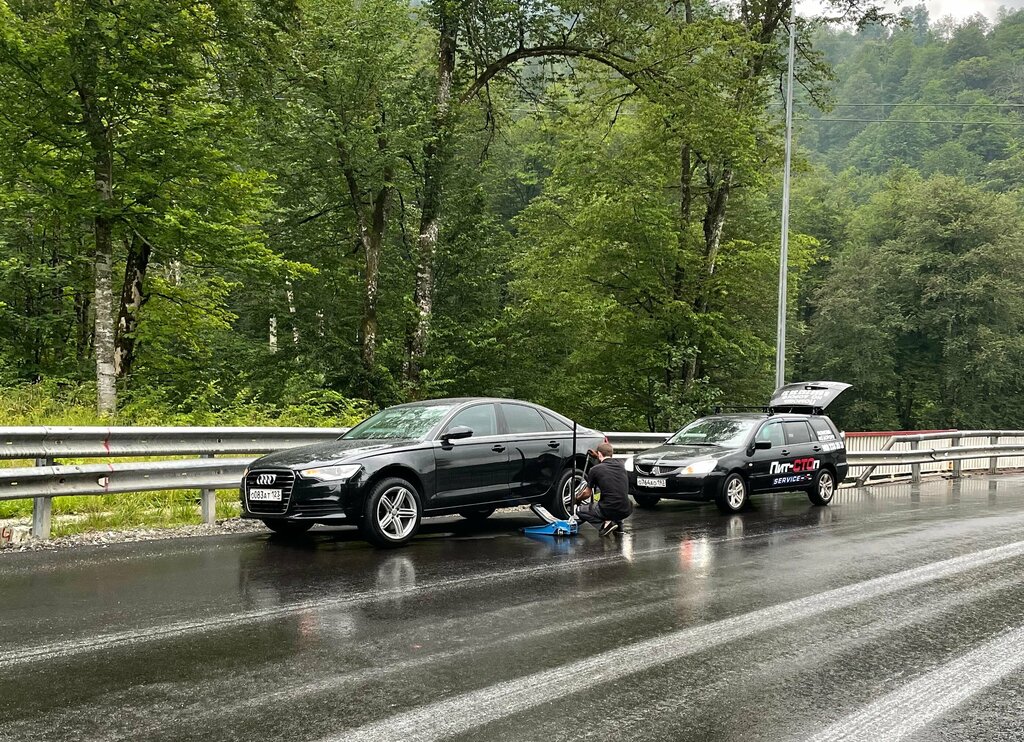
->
xmin=241 ymin=398 xmax=604 ymax=547
xmin=628 ymin=381 xmax=850 ymax=514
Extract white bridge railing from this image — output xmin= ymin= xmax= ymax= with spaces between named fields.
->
xmin=2 ymin=427 xmax=1022 ymax=540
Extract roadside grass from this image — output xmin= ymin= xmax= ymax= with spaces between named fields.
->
xmin=1 ymin=489 xmax=244 ymax=536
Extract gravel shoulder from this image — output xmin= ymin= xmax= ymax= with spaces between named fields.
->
xmin=0 ymin=518 xmax=266 ymax=554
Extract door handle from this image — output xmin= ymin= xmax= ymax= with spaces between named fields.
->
xmin=812 ymin=445 xmax=821 ymax=452
xmin=492 ymin=444 xmax=506 ymax=453
xmin=781 ymin=449 xmax=790 ymax=456
xmin=548 ymin=441 xmax=560 ymax=449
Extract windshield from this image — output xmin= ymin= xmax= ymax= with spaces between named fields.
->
xmin=666 ymin=417 xmax=757 ymax=448
xmin=343 ymin=404 xmax=456 ymax=441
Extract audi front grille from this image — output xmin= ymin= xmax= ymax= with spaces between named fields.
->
xmin=244 ymin=469 xmax=296 ymax=515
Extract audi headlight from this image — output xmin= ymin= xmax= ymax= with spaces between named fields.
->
xmin=683 ymin=459 xmax=718 ymax=475
xmin=300 ymin=464 xmax=362 ymax=482
xmin=624 ymin=455 xmax=635 ymax=472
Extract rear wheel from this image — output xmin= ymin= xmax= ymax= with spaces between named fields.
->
xmin=549 ymin=467 xmax=583 ymax=519
xmin=458 ymin=507 xmax=496 ymax=522
xmin=261 ymin=519 xmax=314 ymax=537
xmin=807 ymin=469 xmax=836 ymax=506
xmin=360 ymin=477 xmax=422 ymax=548
xmin=633 ymin=495 xmax=661 ymax=509
xmin=715 ymin=473 xmax=748 ymax=514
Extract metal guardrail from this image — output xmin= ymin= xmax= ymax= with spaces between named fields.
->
xmin=851 ymin=430 xmax=1024 ymax=485
xmin=0 ymin=426 xmax=351 ymax=459
xmin=2 ymin=427 xmax=1022 ymax=541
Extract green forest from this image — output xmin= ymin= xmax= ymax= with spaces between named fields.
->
xmin=1 ymin=0 xmax=1022 ymax=433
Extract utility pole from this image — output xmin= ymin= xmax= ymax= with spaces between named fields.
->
xmin=776 ymin=0 xmax=797 ymax=390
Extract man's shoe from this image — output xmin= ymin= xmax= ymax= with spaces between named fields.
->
xmin=614 ymin=521 xmax=625 ymax=534
xmin=599 ymin=520 xmax=616 ymax=536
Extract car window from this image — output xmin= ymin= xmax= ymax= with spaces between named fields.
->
xmin=783 ymin=421 xmax=813 ymax=445
xmin=755 ymin=421 xmax=785 ymax=447
xmin=542 ymin=412 xmax=572 ymax=431
xmin=502 ymin=404 xmax=548 ymax=434
xmin=810 ymin=418 xmax=838 ymax=441
xmin=444 ymin=404 xmax=498 ymax=437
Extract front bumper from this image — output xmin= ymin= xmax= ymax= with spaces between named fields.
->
xmin=240 ymin=469 xmax=361 ymax=521
xmin=629 ymin=471 xmax=723 ymax=501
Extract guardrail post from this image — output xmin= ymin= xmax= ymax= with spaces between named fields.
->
xmin=910 ymin=440 xmax=921 ymax=484
xmin=952 ymin=434 xmax=962 ymax=478
xmin=856 ymin=435 xmax=896 ymax=486
xmin=200 ymin=453 xmax=216 ymax=525
xmin=989 ymin=435 xmax=999 ymax=474
xmin=31 ymin=457 xmax=54 ymax=540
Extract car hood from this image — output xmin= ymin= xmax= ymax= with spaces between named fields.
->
xmin=634 ymin=443 xmax=739 ymax=467
xmin=250 ymin=438 xmax=419 ymax=470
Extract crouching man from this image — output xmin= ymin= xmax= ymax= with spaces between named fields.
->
xmin=575 ymin=442 xmax=633 ymax=536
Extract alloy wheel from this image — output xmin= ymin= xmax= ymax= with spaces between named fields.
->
xmin=726 ymin=477 xmax=746 ymax=510
xmin=562 ymin=473 xmax=583 ymax=511
xmin=376 ymin=486 xmax=418 ymax=541
xmin=818 ymin=471 xmax=835 ymax=501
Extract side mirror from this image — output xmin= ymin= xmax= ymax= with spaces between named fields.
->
xmin=754 ymin=440 xmax=772 ymax=450
xmin=443 ymin=425 xmax=474 ymax=442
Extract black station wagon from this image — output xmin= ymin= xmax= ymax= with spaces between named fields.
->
xmin=628 ymin=381 xmax=850 ymax=513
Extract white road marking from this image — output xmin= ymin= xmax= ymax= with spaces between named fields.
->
xmin=806 ymin=625 xmax=1024 ymax=742
xmin=322 ymin=539 xmax=1024 ymax=742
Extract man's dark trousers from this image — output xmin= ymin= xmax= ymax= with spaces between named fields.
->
xmin=576 ymin=501 xmax=613 ymax=526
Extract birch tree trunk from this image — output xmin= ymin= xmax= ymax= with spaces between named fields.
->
xmin=74 ymin=8 xmax=117 ymax=415
xmin=407 ymin=10 xmax=456 ymax=386
xmin=92 ymin=152 xmax=116 ymax=415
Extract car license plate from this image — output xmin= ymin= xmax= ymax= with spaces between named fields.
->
xmin=249 ymin=488 xmax=283 ymax=501
xmin=637 ymin=477 xmax=666 ymax=489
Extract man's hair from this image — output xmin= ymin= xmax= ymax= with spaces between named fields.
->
xmin=596 ymin=442 xmax=614 ymax=458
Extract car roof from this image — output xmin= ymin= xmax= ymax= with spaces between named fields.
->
xmin=388 ymin=397 xmax=538 ymax=409
xmin=701 ymin=412 xmax=827 ymax=421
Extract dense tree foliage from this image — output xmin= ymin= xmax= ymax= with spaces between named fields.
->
xmin=3 ymin=1 xmax=1021 ymax=432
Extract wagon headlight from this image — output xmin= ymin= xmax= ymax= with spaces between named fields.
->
xmin=300 ymin=464 xmax=362 ymax=482
xmin=624 ymin=455 xmax=634 ymax=472
xmin=683 ymin=459 xmax=718 ymax=475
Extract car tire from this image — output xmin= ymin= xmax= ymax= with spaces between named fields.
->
xmin=807 ymin=468 xmax=837 ymax=506
xmin=360 ymin=477 xmax=422 ymax=548
xmin=549 ymin=467 xmax=583 ymax=519
xmin=715 ymin=473 xmax=748 ymax=514
xmin=458 ymin=507 xmax=496 ymax=521
xmin=633 ymin=495 xmax=661 ymax=509
xmin=261 ymin=519 xmax=314 ymax=537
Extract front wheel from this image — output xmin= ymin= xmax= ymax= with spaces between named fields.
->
xmin=633 ymin=495 xmax=661 ymax=509
xmin=361 ymin=477 xmax=422 ymax=548
xmin=715 ymin=473 xmax=748 ymax=514
xmin=807 ymin=469 xmax=836 ymax=506
xmin=262 ymin=519 xmax=314 ymax=537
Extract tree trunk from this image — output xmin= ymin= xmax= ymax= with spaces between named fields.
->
xmin=407 ymin=10 xmax=456 ymax=386
xmin=93 ymin=190 xmax=116 ymax=415
xmin=361 ymin=180 xmax=390 ymax=371
xmin=74 ymin=8 xmax=116 ymax=415
xmin=114 ymin=232 xmax=151 ymax=379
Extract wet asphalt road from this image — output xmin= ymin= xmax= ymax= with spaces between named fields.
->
xmin=2 ymin=476 xmax=1024 ymax=742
